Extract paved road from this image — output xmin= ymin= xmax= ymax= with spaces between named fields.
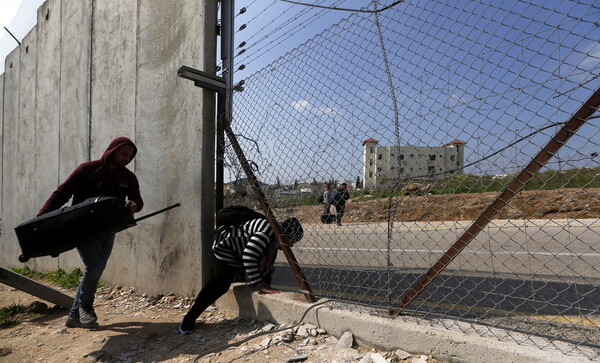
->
xmin=281 ymin=219 xmax=600 ymax=281
xmin=272 ymin=219 xmax=600 ymax=317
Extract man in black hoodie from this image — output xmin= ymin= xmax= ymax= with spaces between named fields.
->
xmin=38 ymin=137 xmax=144 ymax=328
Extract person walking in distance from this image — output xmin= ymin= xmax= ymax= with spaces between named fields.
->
xmin=37 ymin=137 xmax=144 ymax=328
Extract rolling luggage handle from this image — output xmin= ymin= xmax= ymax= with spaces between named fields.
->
xmin=134 ymin=203 xmax=181 ymax=223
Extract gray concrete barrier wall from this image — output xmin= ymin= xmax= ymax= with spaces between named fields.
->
xmin=0 ymin=0 xmax=217 ymax=296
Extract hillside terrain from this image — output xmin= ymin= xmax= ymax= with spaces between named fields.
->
xmin=277 ymin=188 xmax=600 ymax=224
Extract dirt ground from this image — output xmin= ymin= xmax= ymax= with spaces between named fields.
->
xmin=0 ymin=282 xmax=438 ymax=363
xmin=280 ymin=188 xmax=600 ymax=224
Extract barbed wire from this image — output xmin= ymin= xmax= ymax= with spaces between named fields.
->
xmin=277 ymin=0 xmax=405 ymax=13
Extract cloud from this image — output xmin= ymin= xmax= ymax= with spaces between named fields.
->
xmin=291 ymin=100 xmax=339 ymax=116
xmin=448 ymin=93 xmax=467 ymax=105
xmin=291 ymin=100 xmax=310 ymax=111
xmin=579 ymin=41 xmax=600 ymax=71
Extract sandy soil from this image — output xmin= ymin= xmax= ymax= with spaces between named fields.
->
xmin=0 ymin=282 xmax=438 ymax=363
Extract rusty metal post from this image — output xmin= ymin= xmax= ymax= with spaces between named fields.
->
xmin=393 ymin=87 xmax=600 ymax=312
xmin=222 ymin=123 xmax=316 ymax=301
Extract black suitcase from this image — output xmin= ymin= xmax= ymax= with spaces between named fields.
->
xmin=14 ymin=197 xmax=180 ymax=262
xmin=320 ymin=213 xmax=336 ymax=224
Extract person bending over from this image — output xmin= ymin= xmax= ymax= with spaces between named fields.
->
xmin=179 ymin=217 xmax=303 ymax=334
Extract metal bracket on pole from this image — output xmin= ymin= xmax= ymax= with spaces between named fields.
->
xmin=177 ymin=66 xmax=226 ymax=93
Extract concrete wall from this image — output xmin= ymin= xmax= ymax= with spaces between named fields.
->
xmin=0 ymin=0 xmax=217 ymax=296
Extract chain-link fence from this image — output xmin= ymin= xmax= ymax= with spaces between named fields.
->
xmin=227 ymin=0 xmax=600 ymax=355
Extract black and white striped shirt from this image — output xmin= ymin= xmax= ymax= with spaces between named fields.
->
xmin=212 ymin=218 xmax=274 ymax=284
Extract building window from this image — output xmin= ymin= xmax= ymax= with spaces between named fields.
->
xmin=369 ymin=172 xmax=372 ymax=177
xmin=410 ymin=167 xmax=413 ymax=171
xmin=429 ymin=155 xmax=436 ymax=161
xmin=378 ymin=154 xmax=382 ymax=160
xmin=369 ymin=160 xmax=373 ymax=166
xmin=450 ymin=155 xmax=455 ymax=161
xmin=400 ymin=154 xmax=404 ymax=160
xmin=399 ymin=168 xmax=404 ymax=173
xmin=410 ymin=154 xmax=414 ymax=158
xmin=391 ymin=166 xmax=395 ymax=170
xmin=428 ymin=166 xmax=435 ymax=174
xmin=391 ymin=153 xmax=395 ymax=157
xmin=377 ymin=167 xmax=382 ymax=171
xmin=370 ymin=147 xmax=374 ymax=154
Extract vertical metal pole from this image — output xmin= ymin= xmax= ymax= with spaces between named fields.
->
xmin=218 ymin=0 xmax=235 ymax=213
xmin=221 ymin=0 xmax=234 ymax=124
xmin=216 ymin=94 xmax=225 ymax=213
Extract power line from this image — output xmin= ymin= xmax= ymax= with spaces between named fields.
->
xmin=277 ymin=0 xmax=405 ymax=13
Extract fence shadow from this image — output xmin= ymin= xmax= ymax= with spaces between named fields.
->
xmin=273 ymin=263 xmax=600 ymax=318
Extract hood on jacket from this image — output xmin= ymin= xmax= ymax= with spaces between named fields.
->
xmin=101 ymin=137 xmax=138 ymax=165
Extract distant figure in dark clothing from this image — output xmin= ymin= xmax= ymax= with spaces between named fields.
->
xmin=333 ymin=183 xmax=350 ymax=226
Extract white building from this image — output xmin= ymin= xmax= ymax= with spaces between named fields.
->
xmin=362 ymin=138 xmax=466 ymax=189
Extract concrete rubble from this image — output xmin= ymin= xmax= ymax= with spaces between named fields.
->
xmin=63 ymin=285 xmax=441 ymax=362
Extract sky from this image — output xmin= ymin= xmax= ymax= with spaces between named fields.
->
xmin=0 ymin=0 xmax=598 ymax=186
xmin=229 ymin=0 xmax=600 ymax=185
xmin=0 ymin=0 xmax=44 ymax=73
xmin=0 ymin=1 xmax=21 ymax=29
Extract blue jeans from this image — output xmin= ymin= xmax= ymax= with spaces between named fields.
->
xmin=70 ymin=234 xmax=115 ymax=313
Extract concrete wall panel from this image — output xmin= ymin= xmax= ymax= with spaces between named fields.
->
xmin=1 ymin=48 xmax=21 ymax=266
xmin=90 ymin=0 xmax=138 ymax=288
xmin=33 ymin=0 xmax=63 ymax=272
xmin=0 ymin=73 xmax=3 ymax=246
xmin=90 ymin=0 xmax=137 ymax=158
xmin=54 ymin=0 xmax=93 ymax=273
xmin=128 ymin=0 xmax=214 ymax=295
xmin=16 ymin=30 xmax=39 ymax=270
xmin=60 ymin=0 xmax=92 ymax=177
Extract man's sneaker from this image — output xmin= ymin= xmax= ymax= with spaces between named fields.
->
xmin=78 ymin=305 xmax=99 ymax=328
xmin=179 ymin=317 xmax=194 ymax=334
xmin=65 ymin=311 xmax=81 ymax=328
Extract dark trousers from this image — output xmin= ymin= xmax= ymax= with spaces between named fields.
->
xmin=334 ymin=201 xmax=346 ymax=224
xmin=183 ymin=258 xmax=235 ymax=323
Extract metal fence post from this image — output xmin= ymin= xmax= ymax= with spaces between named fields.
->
xmin=393 ymin=87 xmax=600 ymax=312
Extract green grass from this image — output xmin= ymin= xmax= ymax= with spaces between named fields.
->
xmin=11 ymin=266 xmax=45 ymax=280
xmin=46 ymin=268 xmax=83 ymax=289
xmin=0 ymin=303 xmax=27 ymax=326
xmin=11 ymin=267 xmax=84 ymax=289
xmin=429 ymin=167 xmax=600 ymax=195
